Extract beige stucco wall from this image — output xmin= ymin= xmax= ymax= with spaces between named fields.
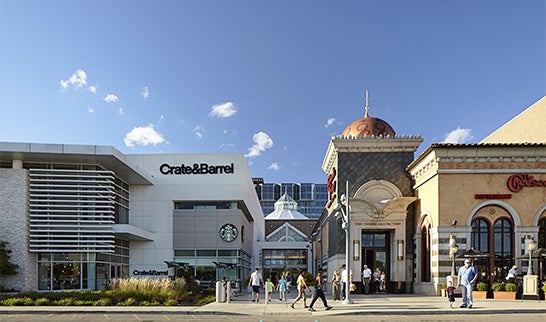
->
xmin=438 ymin=168 xmax=546 ymax=227
xmin=481 ymin=96 xmax=546 ymax=144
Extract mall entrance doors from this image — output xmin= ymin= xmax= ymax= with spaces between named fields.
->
xmin=361 ymin=231 xmax=390 ymax=293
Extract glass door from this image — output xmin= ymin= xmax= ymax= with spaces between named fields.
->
xmin=361 ymin=231 xmax=390 ymax=290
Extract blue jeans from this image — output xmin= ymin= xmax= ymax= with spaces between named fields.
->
xmin=461 ymin=283 xmax=473 ymax=307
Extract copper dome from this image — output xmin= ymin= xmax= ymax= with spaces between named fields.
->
xmin=341 ymin=116 xmax=396 ymax=138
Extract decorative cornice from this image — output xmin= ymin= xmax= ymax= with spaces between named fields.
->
xmin=322 ymin=135 xmax=423 ymax=174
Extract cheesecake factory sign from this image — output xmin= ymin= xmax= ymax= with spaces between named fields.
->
xmin=507 ymin=174 xmax=546 ymax=193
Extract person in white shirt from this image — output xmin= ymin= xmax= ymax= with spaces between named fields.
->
xmin=248 ymin=268 xmax=263 ymax=302
xmin=340 ymin=264 xmax=352 ymax=300
xmin=362 ymin=264 xmax=372 ymax=294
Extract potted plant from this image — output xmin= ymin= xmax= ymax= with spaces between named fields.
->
xmin=440 ymin=282 xmax=447 ymax=297
xmin=473 ymin=281 xmax=488 ymax=299
xmin=492 ymin=282 xmax=517 ymax=300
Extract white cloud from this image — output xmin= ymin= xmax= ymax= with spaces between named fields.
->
xmin=442 ymin=127 xmax=474 ymax=143
xmin=245 ymin=131 xmax=273 ymax=158
xmin=194 ymin=126 xmax=204 ymax=139
xmin=268 ymin=162 xmax=281 ymax=171
xmin=104 ymin=94 xmax=119 ymax=103
xmin=118 ymin=108 xmax=124 ymax=115
xmin=220 ymin=143 xmax=235 ymax=150
xmin=60 ymin=69 xmax=87 ymax=90
xmin=324 ymin=118 xmax=336 ymax=128
xmin=124 ymin=124 xmax=166 ymax=147
xmin=88 ymin=106 xmax=95 ymax=113
xmin=141 ymin=86 xmax=150 ymax=99
xmin=209 ymin=102 xmax=237 ymax=118
xmin=89 ymin=85 xmax=97 ymax=94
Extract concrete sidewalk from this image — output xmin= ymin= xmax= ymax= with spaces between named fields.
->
xmin=2 ymin=291 xmax=546 ymax=316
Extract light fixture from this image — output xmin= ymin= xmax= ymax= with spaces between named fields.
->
xmin=353 ymin=240 xmax=360 ymax=261
xmin=527 ymin=237 xmax=537 ymax=275
xmin=397 ymin=240 xmax=404 ymax=261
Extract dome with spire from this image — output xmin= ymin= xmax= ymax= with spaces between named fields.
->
xmin=264 ymin=192 xmax=308 ymax=220
xmin=341 ymin=92 xmax=396 ymax=138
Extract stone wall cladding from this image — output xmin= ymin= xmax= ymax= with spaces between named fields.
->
xmin=0 ymin=168 xmax=32 ymax=291
xmin=331 ymin=151 xmax=417 ymax=257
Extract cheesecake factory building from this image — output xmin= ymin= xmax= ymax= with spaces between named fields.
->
xmin=314 ymin=96 xmax=546 ymax=295
xmin=0 ymin=144 xmax=264 ymax=292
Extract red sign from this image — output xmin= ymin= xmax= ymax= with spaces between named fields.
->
xmin=507 ymin=174 xmax=546 ymax=193
xmin=326 ymin=168 xmax=337 ymax=207
xmin=475 ymin=194 xmax=512 ymax=199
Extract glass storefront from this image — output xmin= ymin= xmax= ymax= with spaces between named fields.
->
xmin=36 ymin=239 xmax=130 ymax=291
xmin=174 ymin=248 xmax=251 ymax=288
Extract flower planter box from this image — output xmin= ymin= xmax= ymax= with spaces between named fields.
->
xmin=473 ymin=291 xmax=488 ymax=299
xmin=493 ymin=291 xmax=517 ymax=300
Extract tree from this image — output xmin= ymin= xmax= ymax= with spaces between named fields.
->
xmin=0 ymin=241 xmax=19 ymax=277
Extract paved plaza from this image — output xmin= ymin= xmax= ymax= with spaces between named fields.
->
xmin=2 ymin=291 xmax=546 ymax=317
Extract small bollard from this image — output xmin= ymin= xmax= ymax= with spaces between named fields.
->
xmin=216 ymin=281 xmax=225 ymax=303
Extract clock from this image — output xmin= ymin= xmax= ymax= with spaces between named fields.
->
xmin=219 ymin=223 xmax=238 ymax=242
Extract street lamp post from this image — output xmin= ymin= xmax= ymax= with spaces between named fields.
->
xmin=334 ymin=180 xmax=353 ymax=304
xmin=523 ymin=236 xmax=539 ymax=300
xmin=527 ymin=238 xmax=537 ymax=276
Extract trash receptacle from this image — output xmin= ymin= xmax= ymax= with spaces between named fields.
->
xmin=216 ymin=281 xmax=226 ymax=303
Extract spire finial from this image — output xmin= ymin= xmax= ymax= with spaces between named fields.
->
xmin=364 ymin=90 xmax=369 ymax=117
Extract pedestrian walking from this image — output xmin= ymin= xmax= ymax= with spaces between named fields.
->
xmin=362 ymin=264 xmax=371 ymax=294
xmin=308 ymin=270 xmax=333 ymax=312
xmin=457 ymin=259 xmax=478 ymax=308
xmin=290 ymin=269 xmax=310 ymax=309
xmin=331 ymin=270 xmax=341 ymax=301
xmin=277 ymin=275 xmax=287 ymax=301
xmin=248 ymin=267 xmax=263 ymax=302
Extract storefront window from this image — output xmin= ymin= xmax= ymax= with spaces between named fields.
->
xmin=471 ymin=215 xmax=513 ymax=282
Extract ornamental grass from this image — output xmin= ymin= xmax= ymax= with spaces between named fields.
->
xmin=0 ymin=276 xmax=214 ymax=306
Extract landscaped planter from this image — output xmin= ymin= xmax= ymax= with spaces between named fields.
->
xmin=493 ymin=291 xmax=516 ymax=300
xmin=473 ymin=291 xmax=488 ymax=299
xmin=492 ymin=282 xmax=518 ymax=300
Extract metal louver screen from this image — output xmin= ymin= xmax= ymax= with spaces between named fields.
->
xmin=28 ymin=168 xmax=115 ymax=253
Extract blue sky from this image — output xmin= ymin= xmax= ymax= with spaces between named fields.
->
xmin=1 ymin=0 xmax=544 ymax=183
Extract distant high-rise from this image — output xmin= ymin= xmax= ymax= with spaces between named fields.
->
xmin=254 ymin=182 xmax=327 ymax=219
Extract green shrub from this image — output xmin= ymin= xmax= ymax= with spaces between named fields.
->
xmin=54 ymin=297 xmax=77 ymax=306
xmin=93 ymin=298 xmax=111 ymax=306
xmin=505 ymin=283 xmax=518 ymax=292
xmin=476 ymin=282 xmax=488 ymax=291
xmin=164 ymin=299 xmax=178 ymax=306
xmin=116 ymin=298 xmax=137 ymax=306
xmin=1 ymin=297 xmax=32 ymax=306
xmin=491 ymin=283 xmax=504 ymax=292
xmin=197 ymin=294 xmax=215 ymax=306
xmin=34 ymin=298 xmax=49 ymax=306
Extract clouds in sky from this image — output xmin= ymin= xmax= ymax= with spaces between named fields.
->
xmin=324 ymin=118 xmax=336 ymax=128
xmin=246 ymin=131 xmax=273 ymax=158
xmin=104 ymin=94 xmax=119 ymax=103
xmin=60 ymin=69 xmax=87 ymax=90
xmin=194 ymin=126 xmax=204 ymax=139
xmin=209 ymin=102 xmax=237 ymax=118
xmin=124 ymin=124 xmax=165 ymax=147
xmin=268 ymin=162 xmax=280 ymax=170
xmin=443 ymin=127 xmax=474 ymax=143
xmin=141 ymin=86 xmax=150 ymax=99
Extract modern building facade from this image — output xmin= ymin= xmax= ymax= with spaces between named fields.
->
xmin=255 ymin=182 xmax=328 ymax=219
xmin=258 ymin=193 xmax=317 ymax=280
xmin=0 ymin=143 xmax=264 ymax=292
